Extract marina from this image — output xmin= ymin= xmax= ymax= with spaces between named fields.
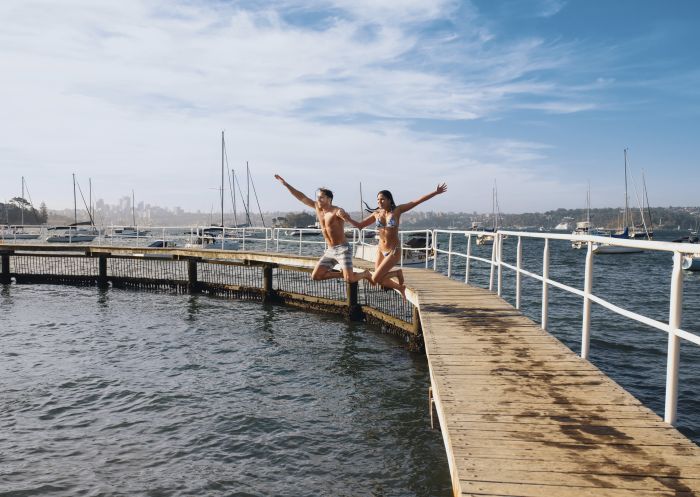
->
xmin=3 ymin=226 xmax=700 ymax=496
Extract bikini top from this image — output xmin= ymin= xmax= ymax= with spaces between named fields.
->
xmin=375 ymin=216 xmax=397 ymax=229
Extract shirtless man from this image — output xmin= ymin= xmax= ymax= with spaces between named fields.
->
xmin=274 ymin=174 xmax=370 ymax=283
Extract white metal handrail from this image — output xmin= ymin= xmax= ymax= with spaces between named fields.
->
xmin=355 ymin=228 xmax=433 ymax=268
xmin=433 ymin=228 xmax=700 ymax=426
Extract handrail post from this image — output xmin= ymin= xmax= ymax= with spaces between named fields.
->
xmin=515 ymin=236 xmax=522 ymax=309
xmin=298 ymin=230 xmax=302 ymax=255
xmin=581 ymin=240 xmax=594 ymax=359
xmin=425 ymin=229 xmax=430 ymax=268
xmin=497 ymin=233 xmax=503 ymax=297
xmin=665 ymin=251 xmax=684 ymax=425
xmin=541 ymin=238 xmax=550 ymax=330
xmin=1 ymin=250 xmax=12 ymax=285
xmin=488 ymin=236 xmax=496 ymax=291
xmin=400 ymin=232 xmax=404 ymax=267
xmin=465 ymin=234 xmax=472 ymax=284
xmin=433 ymin=231 xmax=438 ymax=271
xmin=447 ymin=233 xmax=453 ymax=278
xmin=276 ymin=228 xmax=280 ymax=252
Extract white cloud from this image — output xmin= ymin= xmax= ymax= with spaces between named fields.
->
xmin=0 ymin=0 xmax=618 ymax=213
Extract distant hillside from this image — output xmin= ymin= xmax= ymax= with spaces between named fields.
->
xmin=40 ymin=204 xmax=700 ymax=230
xmin=399 ymin=206 xmax=700 ymax=230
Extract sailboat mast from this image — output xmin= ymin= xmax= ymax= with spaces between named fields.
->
xmin=73 ymin=173 xmax=77 ymax=225
xmin=491 ymin=183 xmax=496 ymax=231
xmin=246 ymin=162 xmax=251 ymax=226
xmin=132 ymin=190 xmax=136 ymax=227
xmin=643 ymin=170 xmax=654 ymax=234
xmin=623 ymin=148 xmax=629 ymax=229
xmin=21 ymin=176 xmax=25 ymax=226
xmin=89 ymin=178 xmax=92 ymax=225
xmin=231 ymin=169 xmax=238 ymax=227
xmin=359 ymin=182 xmax=363 ymax=218
xmin=221 ymin=131 xmax=225 ymax=228
xmin=587 ymin=181 xmax=591 ymax=226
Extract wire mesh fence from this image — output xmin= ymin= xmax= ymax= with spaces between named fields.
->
xmin=2 ymin=250 xmax=415 ymax=337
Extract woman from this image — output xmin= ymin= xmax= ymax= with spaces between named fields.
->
xmin=354 ymin=183 xmax=447 ymax=296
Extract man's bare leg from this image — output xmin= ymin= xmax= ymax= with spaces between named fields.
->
xmin=311 ymin=264 xmax=344 ymax=281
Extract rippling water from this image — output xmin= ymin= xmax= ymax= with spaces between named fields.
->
xmin=0 ymin=285 xmax=451 ymax=496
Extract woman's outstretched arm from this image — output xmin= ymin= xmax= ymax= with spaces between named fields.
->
xmin=397 ymin=183 xmax=447 ymax=213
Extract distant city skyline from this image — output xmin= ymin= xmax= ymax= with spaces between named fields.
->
xmin=2 ymin=1 xmax=699 ymax=213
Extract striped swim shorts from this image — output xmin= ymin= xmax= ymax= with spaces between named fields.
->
xmin=318 ymin=243 xmax=353 ymax=270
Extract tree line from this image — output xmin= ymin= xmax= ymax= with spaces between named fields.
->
xmin=1 ymin=199 xmax=49 ymax=225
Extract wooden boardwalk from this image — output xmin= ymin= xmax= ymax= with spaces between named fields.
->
xmin=402 ymin=268 xmax=700 ymax=497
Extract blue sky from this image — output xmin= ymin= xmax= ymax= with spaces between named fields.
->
xmin=1 ymin=0 xmax=698 ymax=215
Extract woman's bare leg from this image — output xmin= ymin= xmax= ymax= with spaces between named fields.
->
xmin=371 ymin=252 xmax=406 ymax=298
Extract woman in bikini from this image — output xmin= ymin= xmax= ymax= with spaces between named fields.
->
xmin=354 ymin=183 xmax=447 ymax=296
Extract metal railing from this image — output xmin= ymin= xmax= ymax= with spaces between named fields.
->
xmin=432 ymin=228 xmax=700 ymax=425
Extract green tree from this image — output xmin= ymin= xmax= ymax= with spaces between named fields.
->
xmin=39 ymin=202 xmax=48 ymax=224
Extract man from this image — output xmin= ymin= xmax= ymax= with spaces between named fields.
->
xmin=274 ymin=174 xmax=369 ymax=283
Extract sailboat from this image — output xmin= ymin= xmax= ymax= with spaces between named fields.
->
xmin=476 ymin=183 xmax=501 ymax=246
xmin=628 ymin=170 xmax=654 ymax=240
xmin=198 ymin=131 xmax=241 ymax=250
xmin=592 ymin=149 xmax=644 ymax=254
xmin=4 ymin=177 xmax=41 ymax=240
xmin=571 ymin=183 xmax=592 ymax=249
xmin=46 ymin=174 xmax=98 ymax=243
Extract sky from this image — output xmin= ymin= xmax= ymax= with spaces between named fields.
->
xmin=1 ymin=0 xmax=699 ymax=214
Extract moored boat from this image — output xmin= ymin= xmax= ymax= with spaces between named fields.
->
xmin=682 ymin=255 xmax=700 ymax=271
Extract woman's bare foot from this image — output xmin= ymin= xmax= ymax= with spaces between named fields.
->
xmin=398 ymin=284 xmax=406 ymax=300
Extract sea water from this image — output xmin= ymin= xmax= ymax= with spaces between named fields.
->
xmin=0 ymin=285 xmax=452 ymax=496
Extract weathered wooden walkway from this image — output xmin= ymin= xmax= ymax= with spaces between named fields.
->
xmin=403 ymin=267 xmax=700 ymax=497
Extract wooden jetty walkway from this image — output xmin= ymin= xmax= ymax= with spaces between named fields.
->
xmin=401 ymin=267 xmax=700 ymax=497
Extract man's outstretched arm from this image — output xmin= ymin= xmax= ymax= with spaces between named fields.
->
xmin=275 ymin=174 xmax=315 ymax=208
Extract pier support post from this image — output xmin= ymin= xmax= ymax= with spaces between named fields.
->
xmin=187 ymin=258 xmax=200 ymax=293
xmin=346 ymin=281 xmax=362 ymax=321
xmin=97 ymin=255 xmax=108 ymax=289
xmin=1 ymin=250 xmax=11 ymax=285
xmin=261 ymin=264 xmax=279 ymax=303
xmin=412 ymin=305 xmax=422 ymax=335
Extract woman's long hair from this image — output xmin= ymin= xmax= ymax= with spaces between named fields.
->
xmin=365 ymin=190 xmax=396 ymax=213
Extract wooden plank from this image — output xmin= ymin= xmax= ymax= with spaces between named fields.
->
xmin=457 ymin=457 xmax=700 ymax=478
xmin=458 ymin=480 xmax=697 ymax=497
